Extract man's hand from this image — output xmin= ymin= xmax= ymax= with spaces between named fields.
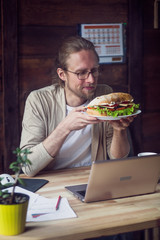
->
xmin=63 ymin=106 xmax=102 ymax=131
xmin=43 ymin=106 xmax=102 ymax=158
xmin=107 ymin=116 xmax=135 ymax=131
xmin=108 ymin=116 xmax=136 ymax=159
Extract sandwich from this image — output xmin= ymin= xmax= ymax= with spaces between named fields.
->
xmin=86 ymin=92 xmax=140 ymax=117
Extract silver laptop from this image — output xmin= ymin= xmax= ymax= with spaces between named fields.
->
xmin=65 ymin=154 xmax=160 ymax=203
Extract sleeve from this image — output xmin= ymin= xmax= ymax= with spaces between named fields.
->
xmin=106 ymin=122 xmax=114 ymax=159
xmin=20 ymin=92 xmax=55 ymax=176
xmin=101 ymin=84 xmax=114 ymax=158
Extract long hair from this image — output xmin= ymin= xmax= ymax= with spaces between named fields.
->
xmin=52 ymin=36 xmax=99 ymax=87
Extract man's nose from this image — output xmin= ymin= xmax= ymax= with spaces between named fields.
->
xmin=86 ymin=72 xmax=95 ymax=83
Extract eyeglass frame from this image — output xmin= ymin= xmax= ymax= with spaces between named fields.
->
xmin=64 ymin=66 xmax=100 ymax=80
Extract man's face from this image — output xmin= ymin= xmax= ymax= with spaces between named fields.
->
xmin=64 ymin=50 xmax=99 ymax=102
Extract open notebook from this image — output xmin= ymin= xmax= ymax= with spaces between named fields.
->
xmin=65 ymin=154 xmax=160 ymax=203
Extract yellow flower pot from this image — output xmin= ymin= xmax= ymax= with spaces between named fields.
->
xmin=0 ymin=193 xmax=29 ymax=236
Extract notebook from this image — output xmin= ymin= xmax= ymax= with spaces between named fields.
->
xmin=65 ymin=154 xmax=160 ymax=203
xmin=18 ymin=178 xmax=49 ymax=192
xmin=1 ymin=178 xmax=49 ymax=193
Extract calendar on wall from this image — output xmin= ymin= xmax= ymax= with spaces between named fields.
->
xmin=79 ymin=23 xmax=126 ymax=64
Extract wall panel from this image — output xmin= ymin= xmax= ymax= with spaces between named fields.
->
xmin=142 ymin=14 xmax=160 ymax=152
xmin=19 ymin=26 xmax=77 ymax=56
xmin=1 ymin=0 xmax=19 ymax=172
xmin=18 ymin=0 xmax=128 ymax=26
xmin=142 ymin=113 xmax=160 ymax=153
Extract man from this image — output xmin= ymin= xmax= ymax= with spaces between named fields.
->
xmin=20 ymin=36 xmax=133 ymax=177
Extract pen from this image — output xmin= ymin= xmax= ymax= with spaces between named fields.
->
xmin=55 ymin=195 xmax=62 ymax=210
xmin=32 ymin=213 xmax=47 ymax=218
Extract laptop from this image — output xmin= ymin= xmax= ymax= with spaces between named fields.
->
xmin=65 ymin=154 xmax=160 ymax=203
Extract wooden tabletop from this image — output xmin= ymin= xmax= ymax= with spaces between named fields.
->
xmin=1 ymin=167 xmax=160 ymax=240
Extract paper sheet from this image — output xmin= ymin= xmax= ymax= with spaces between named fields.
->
xmin=6 ymin=186 xmax=77 ymax=222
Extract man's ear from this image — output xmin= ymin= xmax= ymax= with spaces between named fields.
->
xmin=57 ymin=68 xmax=67 ymax=81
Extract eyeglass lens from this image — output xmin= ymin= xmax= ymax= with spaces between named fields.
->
xmin=78 ymin=68 xmax=99 ymax=80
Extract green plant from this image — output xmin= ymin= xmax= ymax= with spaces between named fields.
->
xmin=0 ymin=148 xmax=32 ymax=204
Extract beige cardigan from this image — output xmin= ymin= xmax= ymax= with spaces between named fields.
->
xmin=20 ymin=83 xmax=113 ymax=176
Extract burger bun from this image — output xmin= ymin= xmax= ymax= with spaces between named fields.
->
xmin=88 ymin=92 xmax=133 ymax=107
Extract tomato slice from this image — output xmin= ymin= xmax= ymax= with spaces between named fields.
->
xmin=117 ymin=107 xmax=125 ymax=110
xmin=88 ymin=107 xmax=95 ymax=109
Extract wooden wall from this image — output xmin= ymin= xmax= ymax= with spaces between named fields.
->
xmin=18 ymin=0 xmax=129 ymax=120
xmin=0 ymin=0 xmax=160 ymax=173
xmin=142 ymin=0 xmax=160 ymax=153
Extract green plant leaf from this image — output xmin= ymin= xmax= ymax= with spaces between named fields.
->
xmin=9 ymin=162 xmax=18 ymax=168
xmin=2 ymin=193 xmax=10 ymax=199
xmin=3 ymin=182 xmax=13 ymax=188
xmin=17 ymin=178 xmax=25 ymax=186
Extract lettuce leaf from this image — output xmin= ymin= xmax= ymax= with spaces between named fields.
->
xmin=96 ymin=104 xmax=140 ymax=117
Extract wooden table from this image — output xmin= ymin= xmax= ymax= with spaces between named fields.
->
xmin=1 ymin=167 xmax=160 ymax=240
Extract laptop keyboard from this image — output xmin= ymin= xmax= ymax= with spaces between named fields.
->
xmin=77 ymin=190 xmax=86 ymax=197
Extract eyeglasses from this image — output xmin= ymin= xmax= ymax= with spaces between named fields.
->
xmin=65 ymin=66 xmax=99 ymax=80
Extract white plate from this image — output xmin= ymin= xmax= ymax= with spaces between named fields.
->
xmin=86 ymin=110 xmax=141 ymax=121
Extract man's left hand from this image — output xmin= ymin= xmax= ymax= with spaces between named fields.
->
xmin=107 ymin=116 xmax=135 ymax=130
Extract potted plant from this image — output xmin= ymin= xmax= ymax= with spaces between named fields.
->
xmin=0 ymin=148 xmax=32 ymax=236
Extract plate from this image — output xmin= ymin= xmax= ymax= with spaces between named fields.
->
xmin=86 ymin=110 xmax=141 ymax=121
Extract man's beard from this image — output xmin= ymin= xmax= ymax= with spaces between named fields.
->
xmin=66 ymin=82 xmax=96 ymax=100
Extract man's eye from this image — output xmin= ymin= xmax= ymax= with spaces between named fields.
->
xmin=91 ymin=68 xmax=98 ymax=73
xmin=79 ymin=71 xmax=87 ymax=76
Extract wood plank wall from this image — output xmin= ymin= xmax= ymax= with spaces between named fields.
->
xmin=1 ymin=0 xmax=19 ymax=172
xmin=142 ymin=0 xmax=160 ymax=153
xmin=0 ymin=1 xmax=2 ymax=173
xmin=18 ymin=0 xmax=129 ymax=119
xmin=128 ymin=0 xmax=143 ymax=154
xmin=0 ymin=0 xmax=160 ymax=174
